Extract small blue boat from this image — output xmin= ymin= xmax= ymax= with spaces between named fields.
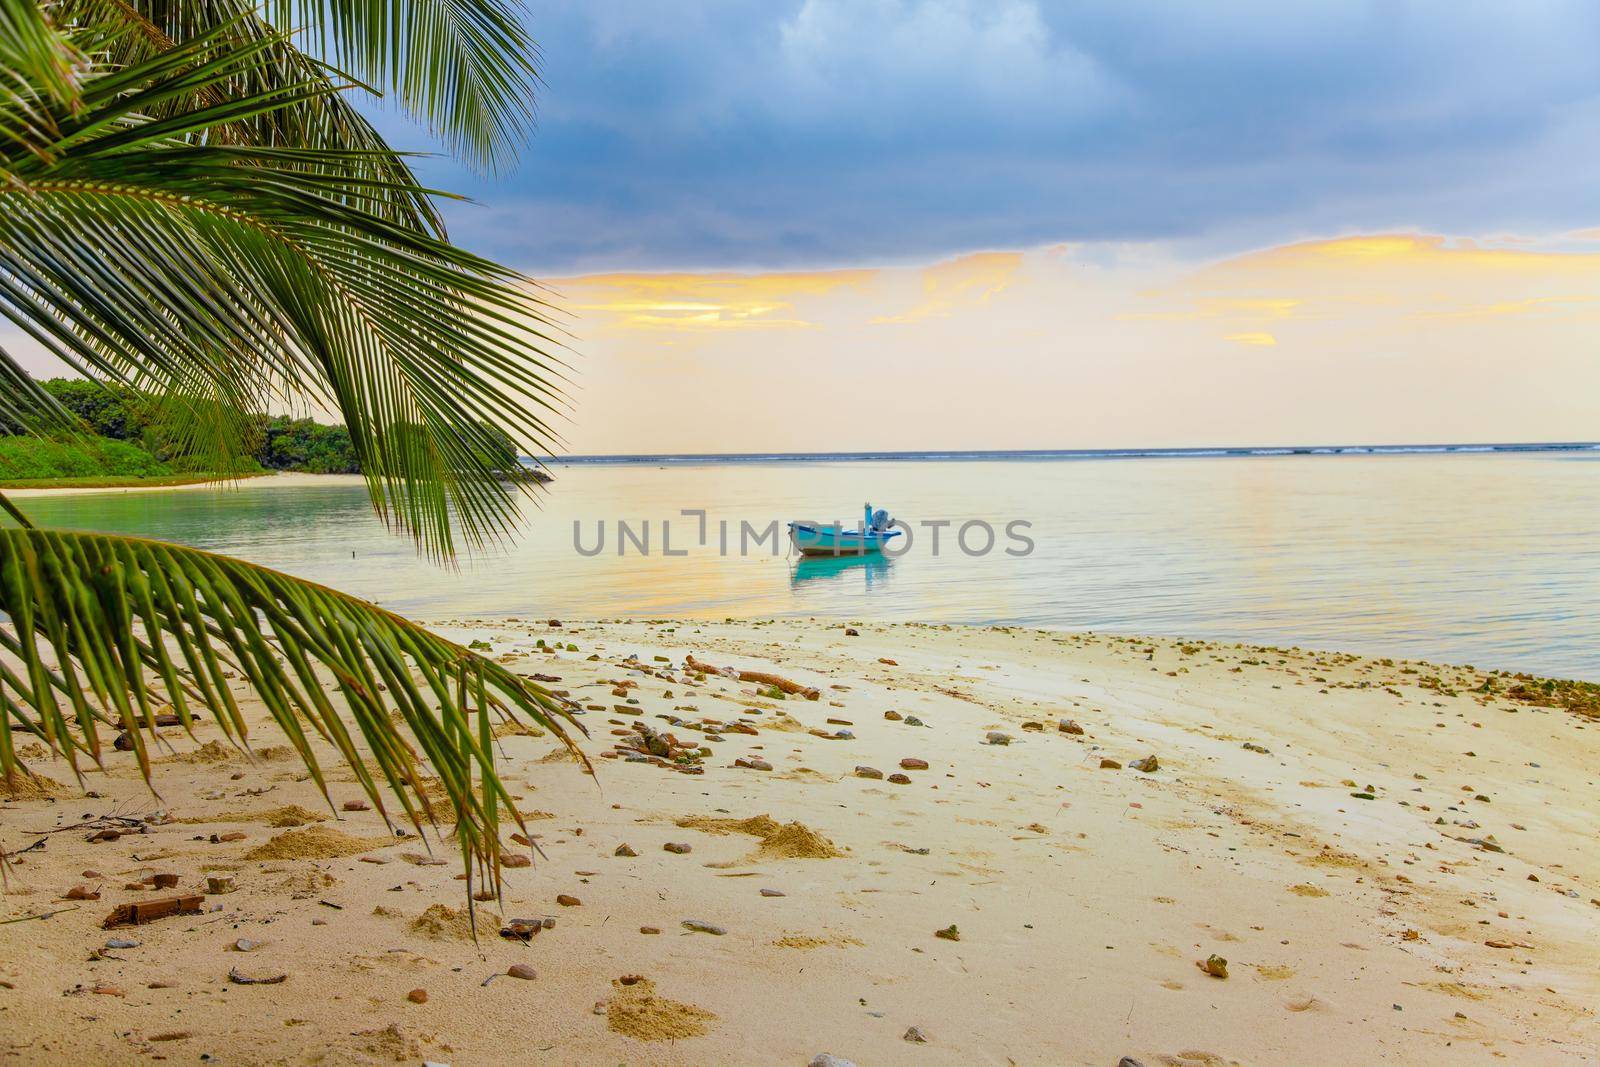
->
xmin=788 ymin=503 xmax=901 ymax=556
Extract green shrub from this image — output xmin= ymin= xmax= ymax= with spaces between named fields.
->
xmin=0 ymin=436 xmax=172 ymax=480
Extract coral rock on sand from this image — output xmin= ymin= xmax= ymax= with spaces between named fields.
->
xmin=899 ymin=758 xmax=929 ymax=770
xmin=1060 ymin=719 xmax=1084 ymax=734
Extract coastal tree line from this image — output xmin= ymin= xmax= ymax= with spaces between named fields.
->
xmin=0 ymin=377 xmax=525 ymax=481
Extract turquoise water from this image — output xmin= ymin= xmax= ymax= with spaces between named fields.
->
xmin=19 ymin=451 xmax=1600 ymax=679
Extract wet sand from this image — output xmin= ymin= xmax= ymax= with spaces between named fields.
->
xmin=2 ymin=619 xmax=1596 ymax=1065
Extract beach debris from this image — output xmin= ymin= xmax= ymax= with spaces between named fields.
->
xmin=900 ymin=757 xmax=929 ymax=770
xmin=342 ymin=799 xmax=370 ymax=811
xmin=1060 ymin=720 xmax=1083 ymax=734
xmin=682 ymin=919 xmax=726 ymax=936
xmin=760 ymin=888 xmax=786 ymax=897
xmin=734 ymin=757 xmax=773 ymax=770
xmin=887 ymin=773 xmax=912 ymax=785
xmin=1197 ymin=954 xmax=1229 ymax=979
xmin=810 ymin=1056 xmax=857 ymax=1067
xmin=507 ymin=963 xmax=538 ymax=980
xmin=640 ymin=926 xmax=661 ymax=935
xmin=1242 ymin=741 xmax=1271 ymax=754
xmin=664 ymin=842 xmax=693 ymax=854
xmin=985 ymin=732 xmax=1012 ymax=745
xmin=205 ymin=875 xmax=237 ymax=895
xmin=1129 ymin=755 xmax=1159 ymax=773
xmin=684 ymin=655 xmax=819 ymax=699
xmin=104 ymin=938 xmax=140 ymax=950
xmin=854 ymin=766 xmax=884 ymax=780
xmin=884 ymin=710 xmax=902 ymax=721
xmin=878 ymin=658 xmax=897 ymax=666
xmin=844 ymin=628 xmax=859 ymax=636
xmin=1118 ymin=1059 xmax=1147 ymax=1067
xmin=63 ymin=885 xmax=100 ymax=901
xmin=556 ymin=894 xmax=582 ymax=907
xmin=499 ymin=919 xmax=541 ymax=942
xmin=228 ymin=966 xmax=286 ymax=985
xmin=903 ymin=1026 xmax=928 ymax=1043
xmin=1021 ymin=721 xmax=1045 ymax=731
xmin=614 ymin=843 xmax=638 ymax=857
xmin=103 ymin=895 xmax=204 ymax=928
xmin=232 ymin=938 xmax=263 ymax=952
xmin=407 ymin=988 xmax=428 ymax=1004
xmin=1484 ymin=938 xmax=1533 ymax=949
xmin=934 ymin=924 xmax=960 ymax=941
xmin=1099 ymin=758 xmax=1123 ymax=770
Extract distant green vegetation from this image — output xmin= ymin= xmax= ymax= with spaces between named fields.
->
xmin=2 ymin=379 xmax=531 ymax=486
xmin=1 ymin=379 xmax=361 ymax=478
xmin=0 ymin=435 xmax=173 ymax=484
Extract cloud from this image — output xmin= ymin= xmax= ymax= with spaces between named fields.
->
xmin=869 ymin=252 xmax=1022 ymax=324
xmin=402 ymin=1 xmax=1600 ymax=273
xmin=554 ymin=268 xmax=874 ymax=331
xmin=1224 ymin=331 xmax=1278 ymax=346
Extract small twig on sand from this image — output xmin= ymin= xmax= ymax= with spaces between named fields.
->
xmin=0 ymin=905 xmax=79 ymax=926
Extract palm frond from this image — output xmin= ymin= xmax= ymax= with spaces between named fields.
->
xmin=0 ymin=519 xmax=587 ymax=887
xmin=56 ymin=0 xmax=450 ymax=232
xmin=269 ymin=0 xmax=541 ymax=171
xmin=0 ymin=22 xmax=571 ymax=555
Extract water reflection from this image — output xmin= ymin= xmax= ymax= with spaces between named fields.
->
xmin=789 ymin=552 xmax=892 ymax=589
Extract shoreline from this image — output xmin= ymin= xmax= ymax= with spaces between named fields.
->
xmin=2 ymin=618 xmax=1594 ymax=1064
xmin=1 ymin=470 xmax=366 ymax=499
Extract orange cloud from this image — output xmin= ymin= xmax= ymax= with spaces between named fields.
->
xmin=556 ymin=268 xmax=874 ymax=331
xmin=1224 ymin=331 xmax=1278 ymax=346
xmin=870 ymin=251 xmax=1022 ymax=324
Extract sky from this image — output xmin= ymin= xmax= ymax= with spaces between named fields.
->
xmin=14 ymin=1 xmax=1600 ymax=453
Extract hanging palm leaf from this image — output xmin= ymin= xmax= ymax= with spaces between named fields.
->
xmin=0 ymin=0 xmax=580 ymax=891
xmin=0 ymin=521 xmax=587 ymax=891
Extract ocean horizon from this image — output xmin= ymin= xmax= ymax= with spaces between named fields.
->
xmin=536 ymin=440 xmax=1600 ymax=465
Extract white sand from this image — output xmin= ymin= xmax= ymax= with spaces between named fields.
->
xmin=1 ymin=619 xmax=1595 ymax=1065
xmin=3 ymin=471 xmax=366 ymax=498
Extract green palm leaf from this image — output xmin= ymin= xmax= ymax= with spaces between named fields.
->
xmin=0 ymin=0 xmax=572 ymax=898
xmin=0 ymin=20 xmax=571 ymax=555
xmin=0 ymin=520 xmax=587 ymax=888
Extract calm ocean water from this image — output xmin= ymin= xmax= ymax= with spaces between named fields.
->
xmin=21 ymin=449 xmax=1600 ymax=680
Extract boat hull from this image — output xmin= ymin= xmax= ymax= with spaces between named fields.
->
xmin=788 ymin=522 xmax=900 ymax=556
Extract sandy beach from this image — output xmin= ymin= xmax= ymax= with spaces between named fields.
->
xmin=1 ymin=472 xmax=366 ymax=499
xmin=1 ymin=618 xmax=1595 ymax=1065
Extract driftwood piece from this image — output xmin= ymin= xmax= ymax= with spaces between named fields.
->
xmin=102 ymin=894 xmax=204 ymax=928
xmin=684 ymin=655 xmax=819 ymax=700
